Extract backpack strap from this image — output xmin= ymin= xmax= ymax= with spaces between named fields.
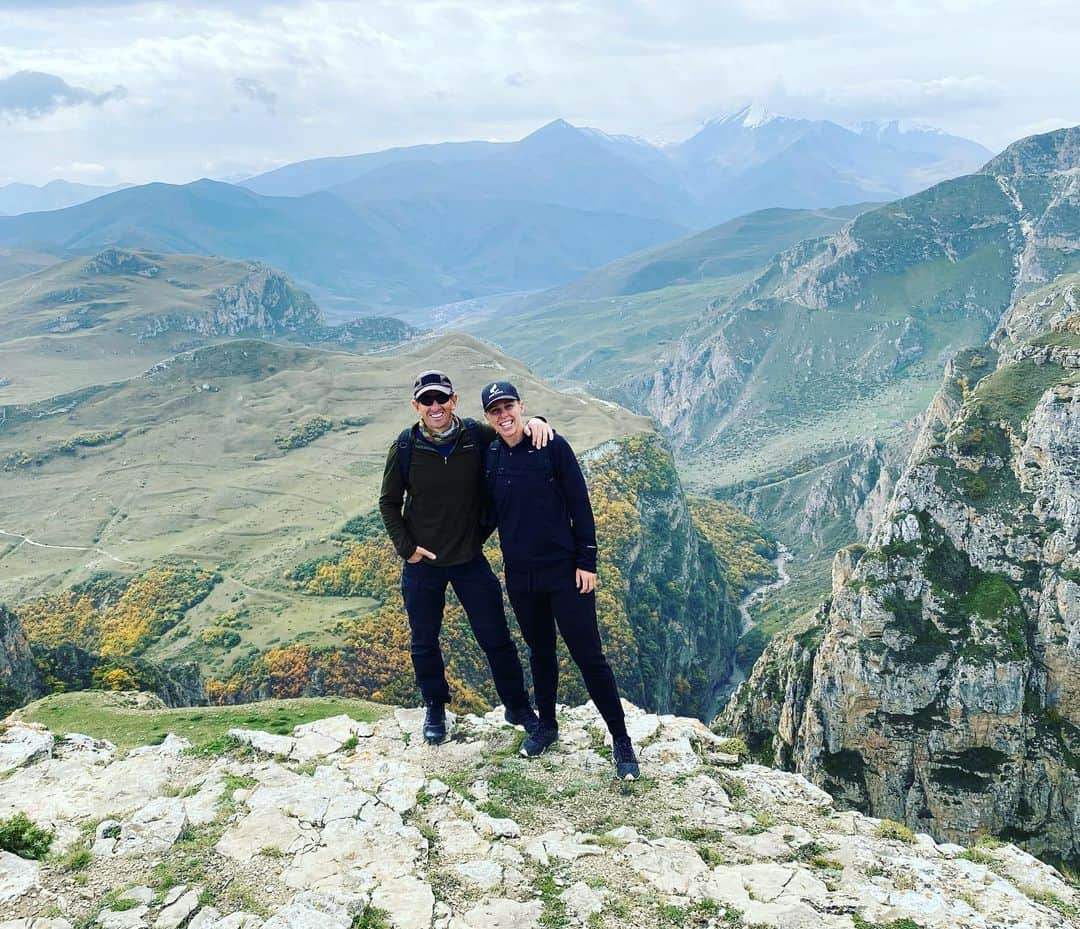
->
xmin=485 ymin=436 xmax=503 ymax=476
xmin=396 ymin=426 xmax=414 ymax=491
xmin=461 ymin=417 xmax=484 ymax=449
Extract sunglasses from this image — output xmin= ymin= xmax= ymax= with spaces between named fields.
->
xmin=416 ymin=392 xmax=452 ymax=406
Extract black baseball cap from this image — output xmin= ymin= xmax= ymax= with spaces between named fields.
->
xmin=481 ymin=380 xmax=521 ymax=410
xmin=413 ymin=370 xmax=453 ymax=399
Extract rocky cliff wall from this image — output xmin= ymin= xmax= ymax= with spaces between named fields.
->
xmin=0 ymin=605 xmax=44 ymax=716
xmin=584 ymin=435 xmax=742 ymax=720
xmin=722 ymin=274 xmax=1080 ymax=865
xmin=139 ymin=265 xmax=323 ymax=339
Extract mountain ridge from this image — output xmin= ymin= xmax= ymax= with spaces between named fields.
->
xmin=244 ymin=111 xmax=990 ymax=224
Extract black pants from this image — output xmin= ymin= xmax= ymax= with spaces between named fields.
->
xmin=401 ymin=554 xmax=530 ymax=709
xmin=506 ymin=564 xmax=627 ymax=739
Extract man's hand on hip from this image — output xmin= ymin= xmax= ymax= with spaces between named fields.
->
xmin=576 ymin=569 xmax=596 ymax=594
xmin=408 ymin=546 xmax=437 ymax=563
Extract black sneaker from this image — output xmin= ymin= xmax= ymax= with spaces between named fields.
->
xmin=613 ymin=735 xmax=640 ymax=780
xmin=422 ymin=702 xmax=447 ymax=744
xmin=520 ymin=722 xmax=558 ymax=757
xmin=504 ymin=703 xmax=540 ymax=733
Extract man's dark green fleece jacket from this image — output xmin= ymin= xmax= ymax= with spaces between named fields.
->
xmin=378 ymin=422 xmax=498 ymax=567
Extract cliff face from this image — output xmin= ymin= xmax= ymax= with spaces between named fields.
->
xmin=584 ymin=435 xmax=742 ymax=720
xmin=723 ymin=273 xmax=1080 ymax=864
xmin=0 ymin=606 xmax=44 ymax=716
xmin=140 ymin=264 xmax=323 ymax=339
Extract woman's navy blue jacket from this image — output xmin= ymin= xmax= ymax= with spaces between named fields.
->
xmin=484 ymin=433 xmax=598 ymax=574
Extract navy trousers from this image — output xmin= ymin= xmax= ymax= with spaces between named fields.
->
xmin=401 ymin=554 xmax=530 ymax=709
xmin=506 ymin=563 xmax=627 ymax=739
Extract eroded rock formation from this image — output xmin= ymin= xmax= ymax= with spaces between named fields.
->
xmin=723 ymin=274 xmax=1080 ymax=865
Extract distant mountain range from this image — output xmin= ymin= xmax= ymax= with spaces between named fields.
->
xmin=0 ymin=180 xmax=129 ymax=216
xmin=0 ymin=178 xmax=684 ymax=314
xmin=245 ymin=107 xmax=990 ymax=224
xmin=0 ymin=110 xmax=991 ymax=312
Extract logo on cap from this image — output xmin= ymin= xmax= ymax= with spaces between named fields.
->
xmin=481 ymin=380 xmax=521 ymax=410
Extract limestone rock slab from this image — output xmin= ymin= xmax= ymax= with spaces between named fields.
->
xmin=0 ymin=724 xmax=53 ymax=773
xmin=0 ymin=851 xmax=39 ymax=904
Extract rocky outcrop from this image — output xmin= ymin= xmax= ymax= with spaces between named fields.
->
xmin=1 ymin=699 xmax=1075 ymax=928
xmin=139 ymin=265 xmax=322 ymax=340
xmin=721 ymin=273 xmax=1080 ymax=865
xmin=132 ymin=259 xmax=420 ymax=348
xmin=583 ymin=435 xmax=741 ymax=720
xmin=84 ymin=248 xmax=161 ymax=278
xmin=0 ymin=606 xmax=43 ymax=716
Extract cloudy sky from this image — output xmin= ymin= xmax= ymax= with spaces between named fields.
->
xmin=1 ymin=0 xmax=1077 ymax=186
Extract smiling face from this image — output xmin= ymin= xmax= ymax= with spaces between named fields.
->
xmin=484 ymin=398 xmax=526 ymax=446
xmin=412 ymin=390 xmax=457 ymax=432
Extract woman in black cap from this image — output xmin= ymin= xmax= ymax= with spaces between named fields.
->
xmin=481 ymin=380 xmax=640 ymax=779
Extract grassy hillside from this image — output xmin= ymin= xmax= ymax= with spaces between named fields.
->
xmin=0 ymin=333 xmax=649 ymax=606
xmin=452 ymin=204 xmax=872 ymax=392
xmin=0 ymin=247 xmax=59 ymax=283
xmin=527 ymin=203 xmax=871 ymax=304
xmin=12 ymin=431 xmax=752 ymax=721
xmin=0 ymin=333 xmax=662 ymax=711
xmin=0 ymin=249 xmax=415 ymax=404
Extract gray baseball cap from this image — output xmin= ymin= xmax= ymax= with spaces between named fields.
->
xmin=413 ymin=370 xmax=453 ymax=399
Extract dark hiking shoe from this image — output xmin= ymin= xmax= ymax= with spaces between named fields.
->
xmin=520 ymin=722 xmax=559 ymax=757
xmin=504 ymin=703 xmax=539 ymax=733
xmin=423 ymin=702 xmax=447 ymax=744
xmin=613 ymin=735 xmax=640 ymax=780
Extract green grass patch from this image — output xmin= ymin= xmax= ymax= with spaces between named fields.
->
xmin=959 ymin=847 xmax=999 ymax=869
xmin=656 ymin=898 xmax=738 ymax=927
xmin=16 ymin=691 xmax=388 ymax=752
xmin=968 ymin=359 xmax=1080 ymax=431
xmin=488 ymin=763 xmax=551 ymax=805
xmin=535 ymin=867 xmax=570 ymax=929
xmin=351 ymin=906 xmax=393 ymax=929
xmin=57 ymin=846 xmax=92 ymax=871
xmin=852 ymin=917 xmax=924 ymax=929
xmin=1019 ymin=885 xmax=1080 ymax=919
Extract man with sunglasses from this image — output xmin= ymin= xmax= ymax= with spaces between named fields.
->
xmin=379 ymin=370 xmax=552 ymax=744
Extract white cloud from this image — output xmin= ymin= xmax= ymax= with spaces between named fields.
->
xmin=0 ymin=0 xmax=1077 ymax=182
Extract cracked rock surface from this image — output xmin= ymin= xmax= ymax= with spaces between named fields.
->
xmin=1 ymin=700 xmax=1076 ymax=928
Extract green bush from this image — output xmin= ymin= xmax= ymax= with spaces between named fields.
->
xmin=876 ymin=819 xmax=916 ymax=844
xmin=274 ymin=416 xmax=333 ymax=451
xmin=0 ymin=812 xmax=54 ymax=860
